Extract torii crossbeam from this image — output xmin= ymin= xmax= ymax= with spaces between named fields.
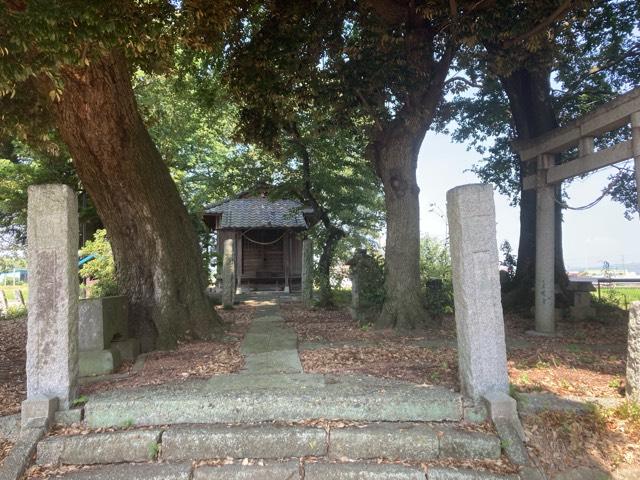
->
xmin=513 ymin=87 xmax=640 ymax=334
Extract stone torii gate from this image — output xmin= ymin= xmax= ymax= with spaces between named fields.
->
xmin=514 ymin=87 xmax=640 ymax=335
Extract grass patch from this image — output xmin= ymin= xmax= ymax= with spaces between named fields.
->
xmin=593 ymin=287 xmax=640 ymax=309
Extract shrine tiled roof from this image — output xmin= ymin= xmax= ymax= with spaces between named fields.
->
xmin=204 ymin=197 xmax=310 ymax=229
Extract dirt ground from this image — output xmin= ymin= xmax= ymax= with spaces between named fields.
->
xmin=0 ymin=304 xmax=253 ymax=414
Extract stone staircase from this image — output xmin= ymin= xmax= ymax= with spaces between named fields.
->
xmin=26 ymin=301 xmax=536 ymax=479
xmin=34 ymin=421 xmax=515 ymax=479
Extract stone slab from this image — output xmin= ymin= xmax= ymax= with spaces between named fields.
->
xmin=427 ymin=467 xmax=517 ymax=479
xmin=193 ymin=461 xmax=300 ymax=480
xmin=0 ymin=415 xmax=20 ymax=442
xmin=21 ymin=396 xmax=58 ymax=428
xmin=26 ymin=184 xmax=79 ymax=409
xmin=304 ymin=463 xmax=424 ymax=480
xmin=54 ymin=409 xmax=83 ymax=425
xmin=554 ymin=467 xmax=611 ymax=480
xmin=329 ymin=423 xmax=438 ymax=460
xmin=161 ymin=425 xmax=326 ymax=461
xmin=85 ymin=376 xmax=463 ymax=427
xmin=110 ymin=338 xmax=140 ymax=361
xmin=79 ymin=349 xmax=121 ymax=377
xmin=78 ymin=296 xmax=128 ymax=352
xmin=242 ymin=350 xmax=303 ymax=374
xmin=55 ymin=463 xmax=192 ymax=480
xmin=0 ymin=426 xmax=45 ymax=480
xmin=438 ymin=428 xmax=501 ymax=460
xmin=37 ymin=429 xmax=162 ymax=465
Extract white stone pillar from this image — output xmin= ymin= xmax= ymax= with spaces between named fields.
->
xmin=447 ymin=184 xmax=509 ymax=400
xmin=631 ymin=112 xmax=640 ymax=216
xmin=26 ymin=184 xmax=79 ymax=409
xmin=301 ymin=238 xmax=313 ymax=307
xmin=222 ymin=237 xmax=235 ymax=309
xmin=535 ymin=155 xmax=556 ymax=334
xmin=627 ymin=302 xmax=640 ymax=403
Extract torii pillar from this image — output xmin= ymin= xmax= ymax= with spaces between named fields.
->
xmin=535 ymin=154 xmax=556 ymax=334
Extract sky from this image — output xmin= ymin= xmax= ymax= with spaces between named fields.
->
xmin=416 ymin=131 xmax=640 ymax=271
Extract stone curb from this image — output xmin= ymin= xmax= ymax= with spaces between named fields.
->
xmin=329 ymin=423 xmax=500 ymax=462
xmin=37 ymin=428 xmax=162 ymax=465
xmin=428 ymin=466 xmax=519 ymax=479
xmin=0 ymin=426 xmax=46 ymax=480
xmin=304 ymin=462 xmax=424 ymax=480
xmin=161 ymin=425 xmax=326 ymax=461
xmin=51 ymin=462 xmax=192 ymax=480
xmin=193 ymin=460 xmax=300 ymax=479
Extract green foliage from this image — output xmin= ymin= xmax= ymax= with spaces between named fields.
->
xmin=500 ymin=240 xmax=518 ymax=289
xmin=419 ymin=236 xmax=453 ymax=317
xmin=79 ymin=230 xmax=119 ymax=298
xmin=0 ymin=143 xmax=77 ymax=243
xmin=0 ymin=305 xmax=27 ymax=320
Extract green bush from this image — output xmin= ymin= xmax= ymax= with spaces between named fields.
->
xmin=0 ymin=305 xmax=27 ymax=320
xmin=79 ymin=229 xmax=119 ymax=298
xmin=420 ymin=236 xmax=454 ymax=317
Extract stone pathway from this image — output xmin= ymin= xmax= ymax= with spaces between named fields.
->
xmin=240 ymin=302 xmax=303 ymax=375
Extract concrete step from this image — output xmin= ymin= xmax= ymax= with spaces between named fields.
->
xmin=83 ymin=374 xmax=471 ymax=427
xmin=41 ymin=461 xmax=521 ymax=480
xmin=35 ymin=422 xmax=501 ymax=467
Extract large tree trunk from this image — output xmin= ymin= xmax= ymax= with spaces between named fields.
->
xmin=374 ymin=129 xmax=429 ymax=330
xmin=500 ymin=67 xmax=569 ymax=310
xmin=50 ymin=50 xmax=223 ymax=350
xmin=316 ymin=226 xmax=344 ymax=307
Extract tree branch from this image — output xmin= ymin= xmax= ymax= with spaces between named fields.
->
xmin=503 ymin=0 xmax=573 ymax=48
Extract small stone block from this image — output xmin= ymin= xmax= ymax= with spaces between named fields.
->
xmin=483 ymin=391 xmax=525 ymax=441
xmin=37 ymin=429 xmax=162 ymax=465
xmin=79 ymin=349 xmax=121 ymax=377
xmin=193 ymin=461 xmax=300 ymax=480
xmin=304 ymin=462 xmax=424 ymax=480
xmin=110 ymin=338 xmax=140 ymax=361
xmin=329 ymin=423 xmax=438 ymax=461
xmin=21 ymin=397 xmax=58 ymax=428
xmin=0 ymin=426 xmax=46 ymax=480
xmin=438 ymin=428 xmax=501 ymax=460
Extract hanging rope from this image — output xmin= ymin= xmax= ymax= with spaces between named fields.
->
xmin=241 ymin=230 xmax=286 ymax=246
xmin=554 ymin=176 xmax=620 ymax=211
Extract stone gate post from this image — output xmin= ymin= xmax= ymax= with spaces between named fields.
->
xmin=222 ymin=237 xmax=235 ymax=309
xmin=627 ymin=302 xmax=640 ymax=402
xmin=447 ymin=184 xmax=509 ymax=400
xmin=26 ymin=184 xmax=79 ymax=409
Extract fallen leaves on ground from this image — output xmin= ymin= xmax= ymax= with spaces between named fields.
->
xmin=523 ymin=402 xmax=640 ymax=475
xmin=0 ymin=317 xmax=26 ymax=416
xmin=280 ymin=303 xmax=455 ymax=343
xmin=300 ymin=345 xmax=459 ymax=389
xmin=0 ymin=438 xmax=12 ymax=467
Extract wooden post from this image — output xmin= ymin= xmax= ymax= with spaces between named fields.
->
xmin=535 ymin=154 xmax=556 ymax=334
xmin=283 ymin=231 xmax=290 ymax=293
xmin=222 ymin=237 xmax=235 ymax=309
xmin=236 ymin=232 xmax=243 ymax=295
xmin=631 ymin=112 xmax=640 ymax=216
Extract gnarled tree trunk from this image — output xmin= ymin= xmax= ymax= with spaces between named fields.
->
xmin=373 ymin=128 xmax=429 ymax=330
xmin=50 ymin=50 xmax=223 ymax=350
xmin=500 ymin=67 xmax=569 ymax=310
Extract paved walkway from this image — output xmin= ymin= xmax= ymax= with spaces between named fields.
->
xmin=239 ymin=301 xmax=303 ymax=375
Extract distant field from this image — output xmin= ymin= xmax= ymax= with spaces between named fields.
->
xmin=0 ymin=284 xmax=28 ymax=302
xmin=594 ymin=286 xmax=640 ymax=308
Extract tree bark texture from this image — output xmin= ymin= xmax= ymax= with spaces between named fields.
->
xmin=373 ymin=128 xmax=429 ymax=330
xmin=500 ymin=67 xmax=569 ymax=309
xmin=50 ymin=50 xmax=223 ymax=350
